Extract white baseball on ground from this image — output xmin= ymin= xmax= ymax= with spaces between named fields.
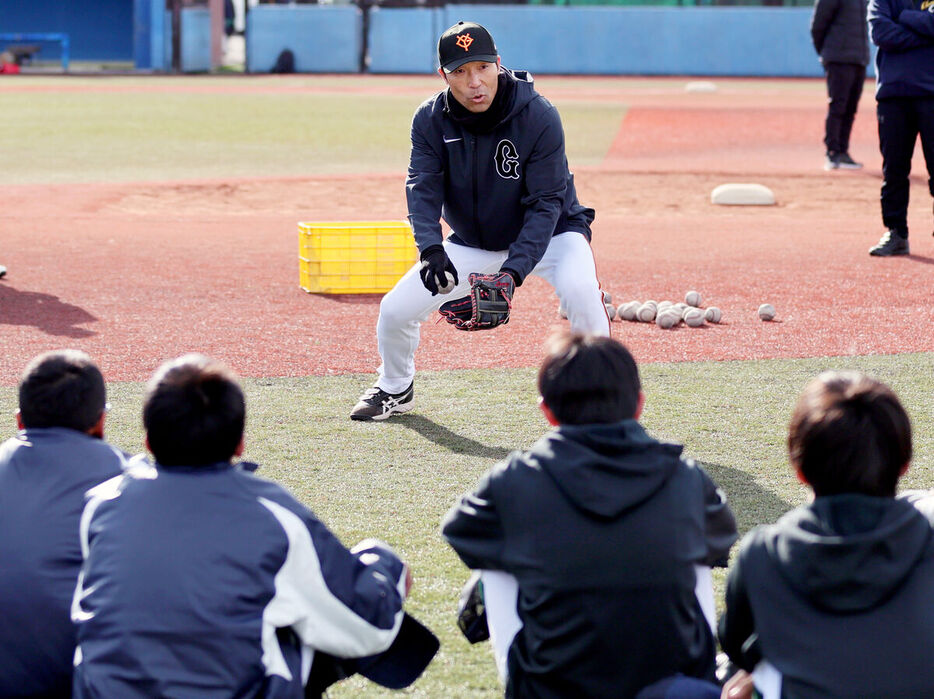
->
xmin=602 ymin=291 xmax=613 ymax=305
xmin=656 ymin=310 xmax=679 ymax=329
xmin=620 ymin=302 xmax=639 ymax=321
xmin=705 ymin=307 xmax=722 ymax=323
xmin=437 ymin=271 xmax=457 ymax=294
xmin=685 ymin=290 xmax=702 ymax=307
xmin=758 ymin=303 xmax=776 ymax=321
xmin=605 ymin=303 xmax=617 ymax=320
xmin=637 ymin=303 xmax=657 ymax=322
xmin=684 ymin=308 xmax=705 ymax=327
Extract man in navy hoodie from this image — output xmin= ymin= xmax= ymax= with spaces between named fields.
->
xmin=867 ymin=0 xmax=934 ymax=256
xmin=0 ymin=350 xmax=126 ymax=698
xmin=442 ymin=331 xmax=737 ymax=698
xmin=351 ymin=21 xmax=609 ymax=421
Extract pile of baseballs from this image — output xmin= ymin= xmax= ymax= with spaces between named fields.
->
xmin=558 ymin=291 xmax=777 ymax=326
xmin=609 ymin=291 xmax=723 ymax=330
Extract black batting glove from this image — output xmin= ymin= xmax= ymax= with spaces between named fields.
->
xmin=419 ymin=245 xmax=458 ymax=295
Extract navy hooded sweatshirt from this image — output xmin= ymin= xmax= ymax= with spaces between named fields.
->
xmin=442 ymin=420 xmax=737 ymax=699
xmin=720 ymin=493 xmax=934 ymax=698
xmin=405 ymin=68 xmax=595 ymax=285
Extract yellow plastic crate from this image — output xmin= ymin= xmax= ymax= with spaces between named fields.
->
xmin=298 ymin=220 xmax=418 ymax=294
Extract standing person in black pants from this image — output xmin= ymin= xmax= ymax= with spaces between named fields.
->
xmin=867 ymin=0 xmax=934 ymax=257
xmin=811 ymin=0 xmax=870 ymax=170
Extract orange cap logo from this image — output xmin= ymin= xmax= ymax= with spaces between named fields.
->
xmin=455 ymin=33 xmax=474 ymax=52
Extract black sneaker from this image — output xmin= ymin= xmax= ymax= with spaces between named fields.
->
xmin=869 ymin=230 xmax=909 ymax=257
xmin=350 ymin=381 xmax=414 ymax=421
xmin=0 ymin=265 xmax=6 ymax=279
xmin=836 ymin=153 xmax=863 ymax=170
xmin=824 ymin=152 xmax=840 ymax=170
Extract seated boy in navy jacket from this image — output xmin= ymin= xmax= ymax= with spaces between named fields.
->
xmin=443 ymin=331 xmax=737 ymax=699
xmin=720 ymin=370 xmax=934 ymax=699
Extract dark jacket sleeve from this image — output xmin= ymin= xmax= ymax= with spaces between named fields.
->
xmin=869 ymin=0 xmax=933 ymax=51
xmin=899 ymin=9 xmax=934 ymax=38
xmin=405 ymin=107 xmax=447 ymax=254
xmin=810 ymin=0 xmax=840 ymax=54
xmin=718 ymin=543 xmax=761 ymax=672
xmin=440 ymin=470 xmax=506 ymax=571
xmin=698 ymin=465 xmax=738 ymax=567
xmin=500 ymin=104 xmax=569 ymax=283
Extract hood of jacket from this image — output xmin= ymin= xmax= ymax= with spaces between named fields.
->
xmin=765 ymin=494 xmax=931 ymax=612
xmin=530 ymin=420 xmax=684 ymax=520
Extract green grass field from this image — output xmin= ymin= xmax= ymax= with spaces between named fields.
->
xmin=5 ymin=75 xmax=932 ymax=696
xmin=0 ymin=76 xmax=622 ymax=184
xmin=3 ymin=354 xmax=932 ymax=697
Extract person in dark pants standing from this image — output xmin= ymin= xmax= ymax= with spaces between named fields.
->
xmin=867 ymin=0 xmax=934 ymax=257
xmin=811 ymin=0 xmax=870 ymax=170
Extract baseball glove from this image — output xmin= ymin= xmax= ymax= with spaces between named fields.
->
xmin=438 ymin=271 xmax=514 ymax=331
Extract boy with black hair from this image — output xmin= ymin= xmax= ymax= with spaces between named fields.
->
xmin=442 ymin=331 xmax=737 ymax=699
xmin=72 ymin=353 xmax=432 ymax=698
xmin=719 ymin=370 xmax=934 ymax=698
xmin=0 ymin=350 xmax=126 ymax=697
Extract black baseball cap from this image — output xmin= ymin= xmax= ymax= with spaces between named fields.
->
xmin=438 ymin=21 xmax=498 ymax=73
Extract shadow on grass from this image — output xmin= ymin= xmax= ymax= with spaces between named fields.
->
xmin=395 ymin=415 xmax=514 ymax=461
xmin=700 ymin=461 xmax=796 ymax=537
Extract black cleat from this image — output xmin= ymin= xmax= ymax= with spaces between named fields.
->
xmin=835 ymin=152 xmax=863 ymax=170
xmin=869 ymin=230 xmax=909 ymax=257
xmin=351 ymin=381 xmax=414 ymax=421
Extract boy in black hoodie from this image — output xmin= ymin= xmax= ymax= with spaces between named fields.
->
xmin=442 ymin=331 xmax=736 ymax=699
xmin=720 ymin=370 xmax=934 ymax=698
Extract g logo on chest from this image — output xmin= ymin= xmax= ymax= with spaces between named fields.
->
xmin=494 ymin=139 xmax=520 ymax=180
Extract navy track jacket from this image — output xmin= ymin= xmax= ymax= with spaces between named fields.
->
xmin=0 ymin=428 xmax=126 ymax=698
xmin=71 ymin=460 xmax=408 ymax=698
xmin=869 ymin=0 xmax=934 ymax=98
xmin=405 ymin=68 xmax=595 ymax=284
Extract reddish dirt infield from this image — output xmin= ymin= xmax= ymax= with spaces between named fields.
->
xmin=2 ymin=77 xmax=934 ymax=385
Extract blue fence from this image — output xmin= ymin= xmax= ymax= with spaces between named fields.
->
xmin=246 ymin=4 xmax=853 ymax=77
xmin=246 ymin=6 xmax=362 ymax=74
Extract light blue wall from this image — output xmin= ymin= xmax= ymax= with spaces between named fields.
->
xmin=371 ymin=6 xmax=828 ymax=76
xmin=246 ymin=5 xmax=362 ymax=73
xmin=179 ymin=7 xmax=211 ymax=73
xmin=134 ymin=2 xmax=210 ymax=72
xmin=241 ymin=4 xmax=878 ymax=77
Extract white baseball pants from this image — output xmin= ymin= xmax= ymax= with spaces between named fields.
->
xmin=375 ymin=231 xmax=609 ymax=394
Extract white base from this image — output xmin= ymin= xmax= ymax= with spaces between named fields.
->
xmin=711 ymin=183 xmax=776 ymax=206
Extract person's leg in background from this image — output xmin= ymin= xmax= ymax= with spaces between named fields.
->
xmin=824 ymin=63 xmax=865 ymax=169
xmin=824 ymin=62 xmax=847 ymax=168
xmin=838 ymin=63 xmax=866 ymax=166
xmin=871 ymin=97 xmax=917 ymax=256
xmin=914 ymin=96 xmax=934 ymax=236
